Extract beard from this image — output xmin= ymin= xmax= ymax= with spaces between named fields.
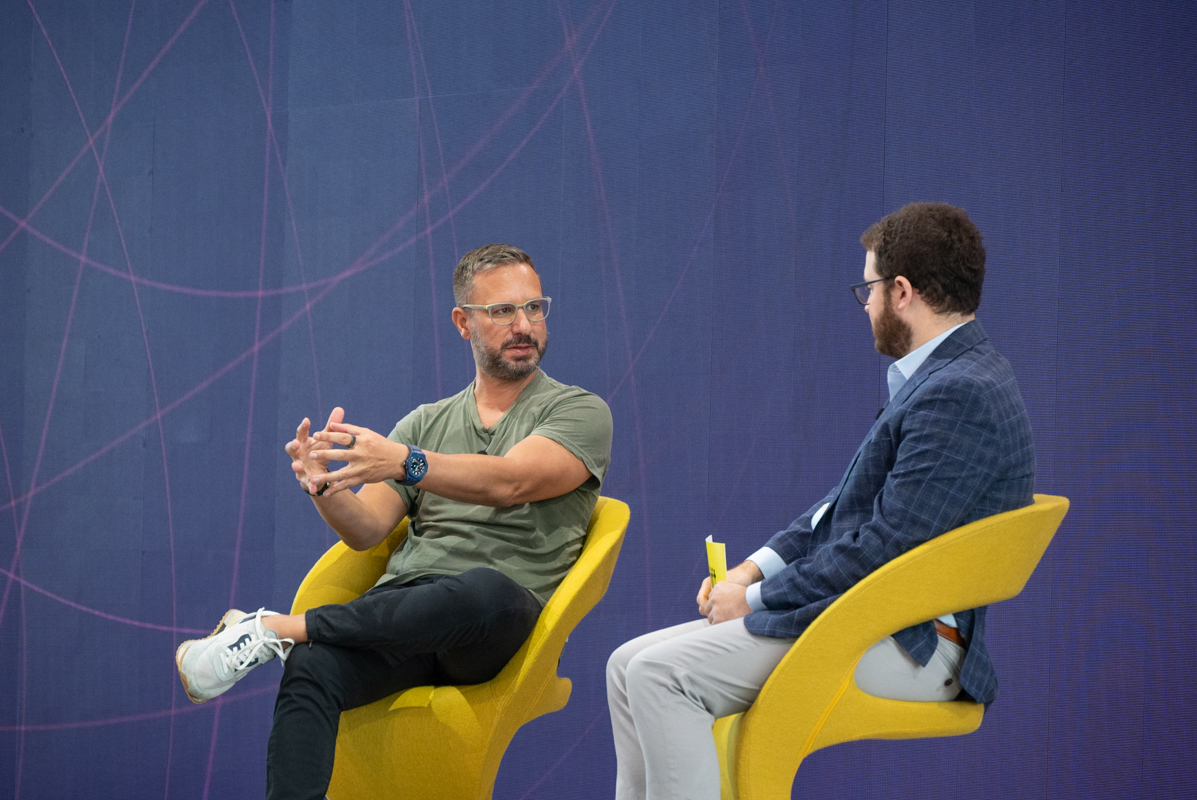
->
xmin=470 ymin=326 xmax=548 ymax=382
xmin=872 ymin=290 xmax=914 ymax=358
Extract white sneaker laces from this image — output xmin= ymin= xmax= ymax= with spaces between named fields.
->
xmin=220 ymin=608 xmax=295 ymax=673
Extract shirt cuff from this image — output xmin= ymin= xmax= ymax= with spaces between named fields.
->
xmin=745 ymin=582 xmax=767 ymax=612
xmin=746 ymin=547 xmax=786 ymax=579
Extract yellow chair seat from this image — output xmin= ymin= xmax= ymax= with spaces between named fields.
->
xmin=714 ymin=494 xmax=1069 ymax=800
xmin=291 ymin=496 xmax=630 ymax=800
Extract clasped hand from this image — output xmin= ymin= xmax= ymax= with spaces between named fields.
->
xmin=284 ymin=407 xmax=408 ymax=498
xmin=695 ymin=562 xmax=759 ymax=625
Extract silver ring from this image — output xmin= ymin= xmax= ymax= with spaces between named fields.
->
xmin=348 ymin=434 xmax=357 ymax=449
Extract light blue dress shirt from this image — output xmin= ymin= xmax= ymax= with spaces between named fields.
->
xmin=742 ymin=323 xmax=968 ymax=623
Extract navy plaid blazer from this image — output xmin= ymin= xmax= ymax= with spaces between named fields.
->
xmin=743 ymin=320 xmax=1035 ymax=705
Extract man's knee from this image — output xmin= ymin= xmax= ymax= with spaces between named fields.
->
xmin=452 ymin=568 xmax=538 ymax=621
xmin=623 ymin=649 xmax=681 ymax=706
xmin=281 ymin=642 xmax=317 ymax=681
xmin=279 ymin=643 xmax=340 ymax=699
xmin=607 ymin=636 xmax=643 ymax=692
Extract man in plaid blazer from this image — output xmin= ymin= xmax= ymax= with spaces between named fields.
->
xmin=607 ymin=203 xmax=1036 ymax=800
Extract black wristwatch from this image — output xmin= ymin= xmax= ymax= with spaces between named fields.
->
xmin=400 ymin=445 xmax=428 ymax=486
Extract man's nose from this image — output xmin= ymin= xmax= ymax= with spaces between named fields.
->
xmin=511 ymin=307 xmax=534 ymax=332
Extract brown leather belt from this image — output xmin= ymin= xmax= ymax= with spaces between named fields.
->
xmin=934 ymin=619 xmax=967 ymax=648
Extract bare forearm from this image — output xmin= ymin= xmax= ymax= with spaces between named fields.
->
xmin=338 ymin=436 xmax=559 ymax=507
xmin=418 ymin=451 xmax=534 ymax=507
xmin=310 ymin=489 xmax=395 ymax=550
xmin=309 ymin=426 xmax=591 ymax=508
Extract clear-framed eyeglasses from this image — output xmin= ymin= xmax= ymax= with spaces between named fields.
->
xmin=459 ymin=297 xmax=552 ymax=325
xmin=849 ymin=278 xmax=886 ymax=306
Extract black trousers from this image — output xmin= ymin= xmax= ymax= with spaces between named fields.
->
xmin=264 ymin=567 xmax=542 ymax=800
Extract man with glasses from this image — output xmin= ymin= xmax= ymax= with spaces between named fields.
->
xmin=175 ymin=244 xmax=612 ymax=799
xmin=607 ymin=203 xmax=1035 ymax=800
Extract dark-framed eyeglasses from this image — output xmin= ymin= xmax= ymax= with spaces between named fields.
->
xmin=849 ymin=278 xmax=887 ymax=306
xmin=459 ymin=297 xmax=552 ymax=325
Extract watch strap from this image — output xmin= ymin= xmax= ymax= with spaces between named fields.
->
xmin=400 ymin=445 xmax=428 ymax=486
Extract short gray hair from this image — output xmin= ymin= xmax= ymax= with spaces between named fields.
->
xmin=452 ymin=244 xmax=536 ymax=306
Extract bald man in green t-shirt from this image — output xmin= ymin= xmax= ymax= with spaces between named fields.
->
xmin=175 ymin=244 xmax=613 ymax=800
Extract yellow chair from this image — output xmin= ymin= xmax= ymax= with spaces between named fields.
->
xmin=290 ymin=496 xmax=629 ymax=800
xmin=713 ymin=494 xmax=1069 ymax=800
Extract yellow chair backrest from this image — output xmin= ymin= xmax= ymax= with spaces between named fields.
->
xmin=714 ymin=494 xmax=1069 ymax=800
xmin=291 ymin=496 xmax=629 ymax=800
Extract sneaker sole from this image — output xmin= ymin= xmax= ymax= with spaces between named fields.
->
xmin=176 ymin=609 xmax=246 ymax=705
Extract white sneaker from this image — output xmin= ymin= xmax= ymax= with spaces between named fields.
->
xmin=175 ymin=608 xmax=294 ymax=704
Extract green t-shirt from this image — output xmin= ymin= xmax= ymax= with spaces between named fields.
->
xmin=377 ymin=370 xmax=613 ymax=606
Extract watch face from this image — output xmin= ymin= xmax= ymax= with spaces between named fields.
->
xmin=409 ymin=454 xmax=427 ymax=478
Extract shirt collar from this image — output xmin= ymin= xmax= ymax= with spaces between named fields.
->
xmin=886 ymin=321 xmax=969 ymax=401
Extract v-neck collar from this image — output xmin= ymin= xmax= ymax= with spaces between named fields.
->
xmin=468 ymin=369 xmax=544 ymax=436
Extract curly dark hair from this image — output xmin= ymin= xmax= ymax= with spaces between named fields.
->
xmin=859 ymin=202 xmax=985 ymax=315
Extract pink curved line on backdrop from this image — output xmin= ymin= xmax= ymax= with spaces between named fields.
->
xmin=227 ymin=0 xmax=326 ymax=428
xmin=405 ymin=35 xmax=445 ymax=397
xmin=404 ymin=0 xmax=462 ymax=260
xmin=0 ymin=0 xmax=212 ymax=262
xmin=2 ymin=0 xmax=96 ymax=628
xmin=0 ymin=5 xmax=640 ymax=797
xmin=226 ymin=0 xmax=333 ymax=555
xmin=0 ymin=36 xmax=615 ymax=561
xmin=1 ymin=168 xmax=89 ymax=628
xmin=0 ymin=0 xmax=618 ymax=321
xmin=227 ymin=0 xmax=277 ymax=630
xmin=338 ymin=4 xmax=623 ymax=290
xmin=0 ymin=205 xmax=339 ymax=298
xmin=0 ymin=7 xmax=626 ymax=792
xmin=1 ymin=426 xmax=29 ymax=799
xmin=0 ymin=265 xmax=346 ymax=522
xmin=0 ymin=0 xmax=615 ymax=308
xmin=0 ymin=431 xmax=20 ymax=602
xmin=254 ymin=0 xmax=617 ymax=292
xmin=4 ymin=11 xmax=202 ymax=754
xmin=516 ymin=709 xmax=606 ymax=800
xmin=27 ymin=6 xmax=191 ymax=793
xmin=13 ymin=8 xmax=102 ymax=793
xmin=0 ymin=0 xmax=620 ymax=520
xmin=0 ymin=0 xmax=619 ymax=644
xmin=9 ymin=5 xmax=156 ymax=795
xmin=737 ymin=0 xmax=798 ymax=229
xmin=85 ymin=7 xmax=193 ymax=793
xmin=603 ymin=9 xmax=783 ymax=406
xmin=403 ymin=3 xmax=445 ymax=397
xmin=205 ymin=5 xmax=277 ymax=795
xmin=3 ymin=0 xmax=165 ymax=633
xmin=0 ymin=684 xmax=276 ymax=733
xmin=553 ymin=0 xmax=655 ymax=620
xmin=216 ymin=0 xmax=615 ymax=321
xmin=0 ymin=565 xmax=206 ymax=634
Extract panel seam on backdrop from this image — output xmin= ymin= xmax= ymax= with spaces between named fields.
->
xmin=708 ymin=0 xmax=720 ymax=564
xmin=878 ymin=0 xmax=891 ymax=411
xmin=1049 ymin=0 xmax=1067 ymax=787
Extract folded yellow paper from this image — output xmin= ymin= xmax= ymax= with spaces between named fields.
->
xmin=705 ymin=534 xmax=727 ymax=585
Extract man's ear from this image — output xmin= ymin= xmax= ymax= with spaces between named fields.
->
xmin=452 ymin=307 xmax=472 ymax=340
xmin=890 ymin=276 xmax=917 ymax=312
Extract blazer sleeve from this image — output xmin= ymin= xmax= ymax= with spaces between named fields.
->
xmin=757 ymin=372 xmax=1007 ymax=612
xmin=763 ymin=490 xmax=839 ymax=563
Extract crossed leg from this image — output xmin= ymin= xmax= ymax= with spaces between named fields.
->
xmin=265 ymin=567 xmax=542 ymax=800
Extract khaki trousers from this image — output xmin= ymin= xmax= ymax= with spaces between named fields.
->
xmin=607 ymin=617 xmax=964 ymax=800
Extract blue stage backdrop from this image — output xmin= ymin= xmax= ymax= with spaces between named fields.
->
xmin=2 ymin=1 xmax=1195 ymax=798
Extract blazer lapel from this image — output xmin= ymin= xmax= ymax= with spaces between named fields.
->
xmin=830 ymin=321 xmax=990 ymax=502
xmin=888 ymin=319 xmax=989 ymax=410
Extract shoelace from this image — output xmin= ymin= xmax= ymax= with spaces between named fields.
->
xmin=221 ymin=608 xmax=295 ymax=674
